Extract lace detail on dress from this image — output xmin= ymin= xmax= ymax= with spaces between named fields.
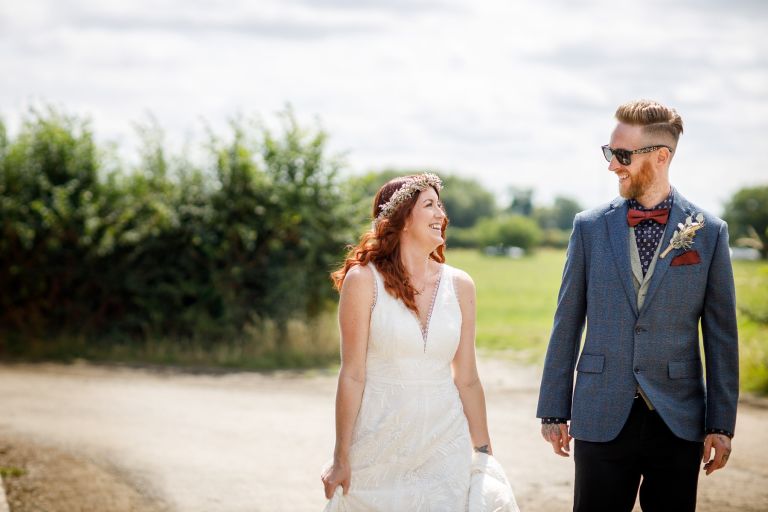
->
xmin=370 ymin=266 xmax=378 ymax=312
xmin=417 ymin=265 xmax=444 ymax=352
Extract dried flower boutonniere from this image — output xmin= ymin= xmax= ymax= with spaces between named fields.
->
xmin=660 ymin=213 xmax=705 ymax=258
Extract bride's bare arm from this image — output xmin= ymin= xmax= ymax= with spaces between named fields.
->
xmin=451 ymin=269 xmax=492 ymax=455
xmin=321 ymin=265 xmax=373 ymax=498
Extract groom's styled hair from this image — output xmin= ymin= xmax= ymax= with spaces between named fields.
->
xmin=615 ymin=99 xmax=684 ymax=150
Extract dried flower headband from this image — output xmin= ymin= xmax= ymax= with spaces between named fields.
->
xmin=374 ymin=173 xmax=443 ymax=228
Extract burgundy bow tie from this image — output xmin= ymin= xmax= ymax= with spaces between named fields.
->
xmin=627 ymin=208 xmax=670 ymax=227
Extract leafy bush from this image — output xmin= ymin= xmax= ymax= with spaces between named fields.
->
xmin=345 ymin=170 xmax=498 ymax=229
xmin=473 ymin=215 xmax=542 ymax=252
xmin=446 ymin=226 xmax=479 ymax=248
xmin=539 ymin=228 xmax=571 ymax=248
xmin=723 ymin=185 xmax=768 ymax=259
xmin=0 ymin=107 xmax=354 ymax=362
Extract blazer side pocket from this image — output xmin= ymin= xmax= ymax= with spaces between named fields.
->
xmin=668 ymin=359 xmax=702 ymax=379
xmin=577 ymin=353 xmax=605 ymax=373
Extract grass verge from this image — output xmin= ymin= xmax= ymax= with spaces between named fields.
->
xmin=450 ymin=248 xmax=768 ymax=394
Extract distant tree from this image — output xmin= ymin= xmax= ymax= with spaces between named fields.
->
xmin=474 ymin=215 xmax=542 ymax=252
xmin=723 ymin=185 xmax=768 ymax=259
xmin=507 ymin=186 xmax=534 ymax=217
xmin=440 ymin=175 xmax=496 ymax=228
xmin=552 ymin=196 xmax=582 ymax=230
xmin=343 ymin=169 xmax=401 ymax=229
xmin=345 ymin=170 xmax=496 ymax=228
xmin=534 ymin=196 xmax=583 ymax=230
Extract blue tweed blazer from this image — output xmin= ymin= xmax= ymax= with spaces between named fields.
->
xmin=536 ymin=188 xmax=739 ymax=442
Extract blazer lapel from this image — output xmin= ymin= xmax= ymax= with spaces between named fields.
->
xmin=605 ymin=197 xmax=639 ymax=317
xmin=639 ymin=188 xmax=694 ymax=312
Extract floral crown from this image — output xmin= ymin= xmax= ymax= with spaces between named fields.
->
xmin=374 ymin=173 xmax=443 ymax=228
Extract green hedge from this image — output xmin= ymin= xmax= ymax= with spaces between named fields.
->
xmin=0 ymin=107 xmax=356 ymax=360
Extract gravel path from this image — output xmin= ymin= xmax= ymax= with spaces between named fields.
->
xmin=0 ymin=358 xmax=766 ymax=511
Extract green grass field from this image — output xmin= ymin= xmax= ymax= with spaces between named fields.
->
xmin=448 ymin=248 xmax=768 ymax=393
xmin=448 ymin=249 xmax=566 ymax=357
xmin=20 ymin=247 xmax=766 ymax=394
xmin=731 ymin=259 xmax=768 ymax=393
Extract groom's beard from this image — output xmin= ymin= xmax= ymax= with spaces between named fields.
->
xmin=620 ymin=159 xmax=655 ymax=200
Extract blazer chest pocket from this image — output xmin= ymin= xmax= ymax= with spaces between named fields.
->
xmin=668 ymin=359 xmax=702 ymax=379
xmin=577 ymin=353 xmax=605 ymax=374
xmin=669 ymin=251 xmax=705 ymax=275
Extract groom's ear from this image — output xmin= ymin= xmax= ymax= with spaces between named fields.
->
xmin=656 ymin=147 xmax=672 ymax=166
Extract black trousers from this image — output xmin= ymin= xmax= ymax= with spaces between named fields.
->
xmin=574 ymin=397 xmax=704 ymax=512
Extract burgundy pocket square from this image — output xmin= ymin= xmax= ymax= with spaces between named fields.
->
xmin=671 ymin=250 xmax=701 ymax=266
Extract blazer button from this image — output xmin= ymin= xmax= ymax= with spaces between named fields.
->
xmin=635 ymin=326 xmax=646 ymax=334
xmin=634 ymin=367 xmax=640 ymax=373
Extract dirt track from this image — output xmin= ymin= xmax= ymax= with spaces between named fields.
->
xmin=0 ymin=358 xmax=766 ymax=511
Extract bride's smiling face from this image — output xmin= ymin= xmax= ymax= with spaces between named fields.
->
xmin=403 ymin=187 xmax=446 ymax=249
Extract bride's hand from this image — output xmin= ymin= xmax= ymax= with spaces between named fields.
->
xmin=321 ymin=459 xmax=351 ymax=499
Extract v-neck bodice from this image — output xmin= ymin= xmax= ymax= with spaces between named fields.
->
xmin=366 ymin=263 xmax=462 ymax=381
xmin=411 ymin=265 xmax=444 ymax=351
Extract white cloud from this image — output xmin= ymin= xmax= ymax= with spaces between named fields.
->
xmin=1 ymin=0 xmax=766 ymax=213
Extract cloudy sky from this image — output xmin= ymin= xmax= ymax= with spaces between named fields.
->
xmin=2 ymin=0 xmax=767 ymax=213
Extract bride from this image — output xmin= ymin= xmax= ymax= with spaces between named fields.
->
xmin=321 ymin=173 xmax=518 ymax=511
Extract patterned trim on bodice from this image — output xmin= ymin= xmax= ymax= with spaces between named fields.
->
xmin=370 ymin=268 xmax=378 ymax=312
xmin=367 ymin=262 xmax=447 ymax=353
xmin=417 ymin=265 xmax=444 ymax=352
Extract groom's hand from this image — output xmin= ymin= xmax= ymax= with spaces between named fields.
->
xmin=541 ymin=423 xmax=572 ymax=457
xmin=702 ymin=433 xmax=732 ymax=475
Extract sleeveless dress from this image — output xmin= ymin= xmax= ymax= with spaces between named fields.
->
xmin=324 ymin=263 xmax=519 ymax=512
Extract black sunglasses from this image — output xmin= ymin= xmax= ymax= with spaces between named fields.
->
xmin=601 ymin=144 xmax=672 ymax=166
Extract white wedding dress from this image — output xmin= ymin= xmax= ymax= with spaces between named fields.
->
xmin=324 ymin=263 xmax=518 ymax=512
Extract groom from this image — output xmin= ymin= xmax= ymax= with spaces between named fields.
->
xmin=536 ymin=99 xmax=739 ymax=511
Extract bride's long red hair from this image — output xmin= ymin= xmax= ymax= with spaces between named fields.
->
xmin=331 ymin=175 xmax=449 ymax=314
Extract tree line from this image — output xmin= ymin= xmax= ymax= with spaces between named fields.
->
xmin=1 ymin=107 xmax=765 ymax=362
xmin=346 ymin=170 xmax=584 ymax=252
xmin=0 ymin=108 xmax=357 ymax=362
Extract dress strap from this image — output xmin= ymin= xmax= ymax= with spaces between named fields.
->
xmin=441 ymin=264 xmax=459 ymax=302
xmin=367 ymin=263 xmax=382 ymax=311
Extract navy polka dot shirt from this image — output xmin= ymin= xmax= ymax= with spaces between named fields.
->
xmin=628 ymin=192 xmax=673 ymax=276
